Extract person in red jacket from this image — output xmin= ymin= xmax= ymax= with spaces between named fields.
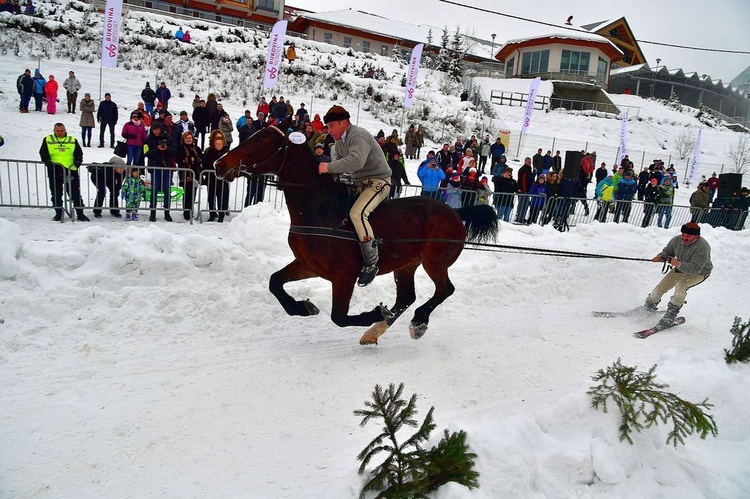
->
xmin=44 ymin=75 xmax=58 ymax=114
xmin=256 ymin=97 xmax=269 ymax=118
xmin=706 ymin=172 xmax=720 ymax=203
xmin=311 ymin=113 xmax=324 ymax=133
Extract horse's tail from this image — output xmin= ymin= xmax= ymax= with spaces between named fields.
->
xmin=456 ymin=204 xmax=498 ymax=243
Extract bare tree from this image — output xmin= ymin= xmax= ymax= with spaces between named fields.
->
xmin=726 ymin=133 xmax=750 ymax=174
xmin=674 ymin=128 xmax=695 ymax=160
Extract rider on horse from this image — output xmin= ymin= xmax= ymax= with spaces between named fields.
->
xmin=317 ymin=105 xmax=392 ymax=287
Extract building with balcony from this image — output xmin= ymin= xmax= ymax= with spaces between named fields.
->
xmin=495 ymin=31 xmax=623 ymax=88
xmin=121 ymin=0 xmax=284 ymax=27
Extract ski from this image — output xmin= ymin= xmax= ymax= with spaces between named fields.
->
xmin=634 ymin=317 xmax=686 ymax=339
xmin=592 ymin=307 xmax=661 ymax=318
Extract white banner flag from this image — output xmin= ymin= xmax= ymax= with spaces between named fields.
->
xmin=615 ymin=111 xmax=629 ymax=167
xmin=264 ymin=20 xmax=288 ymax=89
xmin=690 ymin=127 xmax=702 ymax=179
xmin=521 ymin=77 xmax=541 ymax=134
xmin=100 ymin=0 xmax=123 ymax=68
xmin=403 ymin=43 xmax=424 ymax=108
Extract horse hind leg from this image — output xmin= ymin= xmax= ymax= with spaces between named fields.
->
xmin=409 ymin=262 xmax=455 ymax=340
xmin=269 ymin=260 xmax=321 ymax=317
xmin=360 ymin=265 xmax=419 ymax=345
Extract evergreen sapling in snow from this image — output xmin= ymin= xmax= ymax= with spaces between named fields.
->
xmin=588 ymin=358 xmax=718 ymax=447
xmin=724 ymin=316 xmax=750 ymax=364
xmin=354 ymin=382 xmax=479 ymax=498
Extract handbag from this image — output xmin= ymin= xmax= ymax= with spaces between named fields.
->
xmin=113 ymin=140 xmax=127 ymax=158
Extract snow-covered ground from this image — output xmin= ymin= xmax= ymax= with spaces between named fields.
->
xmin=1 ymin=3 xmax=750 ymax=497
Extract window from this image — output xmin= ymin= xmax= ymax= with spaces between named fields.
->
xmin=597 ymin=57 xmax=608 ymax=83
xmin=560 ymin=50 xmax=590 ymax=73
xmin=520 ymin=49 xmax=549 ymax=75
xmin=324 ymin=32 xmax=333 ymax=45
xmin=505 ymin=57 xmax=514 ymax=78
xmin=381 ymin=45 xmax=388 ymax=56
xmin=257 ymin=0 xmax=276 ymax=11
xmin=362 ymin=41 xmax=370 ymax=53
xmin=343 ymin=37 xmax=352 ymax=49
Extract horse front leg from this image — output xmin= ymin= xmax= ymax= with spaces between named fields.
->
xmin=269 ymin=260 xmax=321 ymax=317
xmin=410 ymin=263 xmax=455 ymax=340
xmin=330 ymin=277 xmax=386 ymax=332
xmin=360 ymin=264 xmax=419 ymax=345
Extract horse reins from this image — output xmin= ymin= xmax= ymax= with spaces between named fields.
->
xmin=237 ymin=125 xmax=289 ymax=178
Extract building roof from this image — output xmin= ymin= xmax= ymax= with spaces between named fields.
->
xmin=730 ymin=65 xmax=750 ymax=93
xmin=496 ymin=32 xmax=624 ymax=62
xmin=580 ymin=17 xmax=646 ymax=67
xmin=288 ymin=9 xmax=496 ymax=61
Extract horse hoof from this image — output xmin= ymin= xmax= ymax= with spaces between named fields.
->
xmin=303 ymin=299 xmax=320 ymax=315
xmin=410 ymin=322 xmax=427 ymax=340
xmin=360 ymin=321 xmax=389 ymax=345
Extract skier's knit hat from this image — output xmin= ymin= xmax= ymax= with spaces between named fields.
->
xmin=681 ymin=222 xmax=700 ymax=236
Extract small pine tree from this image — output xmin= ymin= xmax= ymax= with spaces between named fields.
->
xmin=437 ymin=26 xmax=451 ymax=74
xmin=588 ymin=358 xmax=718 ymax=447
xmin=354 ymin=383 xmax=480 ymax=498
xmin=724 ymin=316 xmax=750 ymax=363
xmin=448 ymin=26 xmax=464 ymax=83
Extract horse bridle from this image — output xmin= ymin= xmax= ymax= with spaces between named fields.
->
xmin=235 ymin=125 xmax=290 ymax=178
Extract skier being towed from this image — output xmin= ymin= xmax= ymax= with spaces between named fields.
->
xmin=643 ymin=222 xmax=712 ymax=330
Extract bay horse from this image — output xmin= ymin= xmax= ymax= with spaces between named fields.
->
xmin=213 ymin=116 xmax=497 ymax=344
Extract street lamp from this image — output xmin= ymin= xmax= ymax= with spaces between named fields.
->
xmin=490 ymin=33 xmax=496 ymax=77
xmin=650 ymin=58 xmax=661 ymax=98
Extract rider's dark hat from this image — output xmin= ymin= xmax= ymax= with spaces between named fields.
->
xmin=323 ymin=106 xmax=350 ymax=124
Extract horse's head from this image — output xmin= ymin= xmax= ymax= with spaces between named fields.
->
xmin=214 ymin=115 xmax=292 ymax=182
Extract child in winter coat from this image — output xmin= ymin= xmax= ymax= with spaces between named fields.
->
xmin=121 ymin=169 xmax=147 ymax=220
xmin=44 ymin=75 xmax=58 ymax=114
xmin=32 ymin=69 xmax=46 ymax=111
xmin=443 ymin=172 xmax=463 ymax=209
xmin=121 ymin=111 xmax=149 ymax=166
xmin=476 ymin=176 xmax=494 ymax=206
xmin=527 ymin=174 xmax=548 ymax=224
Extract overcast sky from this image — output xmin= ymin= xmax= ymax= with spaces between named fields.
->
xmin=289 ymin=0 xmax=750 ymax=83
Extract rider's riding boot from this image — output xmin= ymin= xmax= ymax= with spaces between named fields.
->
xmin=357 ymin=239 xmax=379 ymax=287
xmin=655 ymin=302 xmax=681 ymax=330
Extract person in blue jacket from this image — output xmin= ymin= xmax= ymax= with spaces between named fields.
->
xmin=155 ymin=81 xmax=171 ymax=110
xmin=417 ymin=151 xmax=445 ymax=200
xmin=614 ymin=170 xmax=638 ymax=223
xmin=32 ymin=68 xmax=46 ymax=111
xmin=527 ymin=173 xmax=548 ymax=224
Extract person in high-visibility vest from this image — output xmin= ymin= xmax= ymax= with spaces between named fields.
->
xmin=39 ymin=122 xmax=88 ymax=222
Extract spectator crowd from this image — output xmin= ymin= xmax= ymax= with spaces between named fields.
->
xmin=20 ymin=65 xmax=749 ymax=230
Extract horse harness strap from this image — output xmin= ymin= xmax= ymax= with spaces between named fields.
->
xmin=289 ymin=224 xmax=359 ymax=241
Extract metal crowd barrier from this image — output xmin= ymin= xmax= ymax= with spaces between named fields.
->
xmin=0 ymin=160 xmax=279 ymax=223
xmin=1 ymin=159 xmax=747 ymax=231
